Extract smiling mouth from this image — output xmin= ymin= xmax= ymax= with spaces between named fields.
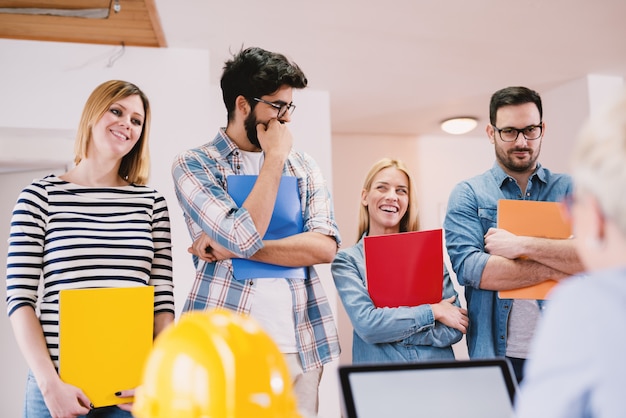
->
xmin=380 ymin=205 xmax=398 ymax=213
xmin=110 ymin=130 xmax=129 ymax=141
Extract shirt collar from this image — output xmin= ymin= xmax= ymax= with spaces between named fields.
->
xmin=490 ymin=161 xmax=547 ymax=188
xmin=213 ymin=127 xmax=242 ymax=159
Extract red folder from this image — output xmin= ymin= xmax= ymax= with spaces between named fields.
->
xmin=364 ymin=229 xmax=443 ymax=308
xmin=497 ymin=199 xmax=572 ymax=300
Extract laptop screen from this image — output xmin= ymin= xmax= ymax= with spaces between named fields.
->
xmin=338 ymin=359 xmax=517 ymax=418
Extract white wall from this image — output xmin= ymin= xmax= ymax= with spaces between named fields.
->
xmin=541 ymin=74 xmax=623 ymax=174
xmin=0 ymin=39 xmax=340 ymax=417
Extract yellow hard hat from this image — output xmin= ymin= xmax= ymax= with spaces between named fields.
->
xmin=133 ymin=308 xmax=302 ymax=418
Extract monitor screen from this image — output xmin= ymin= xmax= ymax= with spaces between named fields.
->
xmin=339 ymin=359 xmax=517 ymax=418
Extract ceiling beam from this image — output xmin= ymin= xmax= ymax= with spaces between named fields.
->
xmin=0 ymin=0 xmax=166 ymax=47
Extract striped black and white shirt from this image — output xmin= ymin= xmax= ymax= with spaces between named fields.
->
xmin=6 ymin=174 xmax=175 ymax=368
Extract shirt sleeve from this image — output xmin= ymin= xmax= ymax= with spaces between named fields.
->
xmin=171 ymin=149 xmax=264 ymax=258
xmin=291 ymin=152 xmax=341 ymax=246
xmin=444 ymin=181 xmax=491 ymax=289
xmin=331 ymin=246 xmax=462 ymax=347
xmin=515 ymin=277 xmax=599 ymax=418
xmin=150 ymin=191 xmax=175 ymax=315
xmin=6 ymin=183 xmax=47 ymax=316
xmin=404 ymin=265 xmax=464 ymax=348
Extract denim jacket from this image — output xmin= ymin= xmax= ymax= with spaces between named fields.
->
xmin=331 ymin=236 xmax=463 ymax=364
xmin=443 ymin=162 xmax=573 ymax=358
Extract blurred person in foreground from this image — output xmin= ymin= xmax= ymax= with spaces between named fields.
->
xmin=515 ymin=91 xmax=626 ymax=417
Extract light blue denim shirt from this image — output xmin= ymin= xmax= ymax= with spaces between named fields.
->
xmin=331 ymin=236 xmax=463 ymax=364
xmin=443 ymin=162 xmax=573 ymax=358
xmin=516 ymin=267 xmax=626 ymax=418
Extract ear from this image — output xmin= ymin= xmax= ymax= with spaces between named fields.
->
xmin=235 ymin=95 xmax=250 ymax=117
xmin=486 ymin=124 xmax=496 ymax=144
xmin=360 ymin=189 xmax=369 ymax=207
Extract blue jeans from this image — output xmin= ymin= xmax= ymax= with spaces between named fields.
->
xmin=506 ymin=356 xmax=526 ymax=384
xmin=24 ymin=371 xmax=132 ymax=418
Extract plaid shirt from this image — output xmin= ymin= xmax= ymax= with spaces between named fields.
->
xmin=171 ymin=129 xmax=341 ymax=371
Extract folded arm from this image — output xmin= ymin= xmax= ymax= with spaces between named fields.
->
xmin=331 ymin=249 xmax=464 ymax=347
xmin=251 ymin=232 xmax=338 ymax=266
xmin=481 ymin=228 xmax=584 ymax=290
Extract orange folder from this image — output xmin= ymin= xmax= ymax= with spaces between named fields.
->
xmin=364 ymin=229 xmax=443 ymax=308
xmin=59 ymin=286 xmax=154 ymax=407
xmin=497 ymin=199 xmax=572 ymax=300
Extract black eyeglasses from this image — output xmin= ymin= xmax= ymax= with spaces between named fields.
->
xmin=492 ymin=124 xmax=543 ymax=142
xmin=253 ymin=98 xmax=296 ymax=118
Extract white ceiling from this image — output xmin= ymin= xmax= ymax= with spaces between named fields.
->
xmin=154 ymin=0 xmax=626 ymax=136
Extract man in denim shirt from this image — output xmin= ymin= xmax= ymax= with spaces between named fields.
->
xmin=443 ymin=86 xmax=583 ymax=382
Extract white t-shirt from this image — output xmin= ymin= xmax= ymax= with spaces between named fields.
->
xmin=239 ymin=149 xmax=300 ymax=353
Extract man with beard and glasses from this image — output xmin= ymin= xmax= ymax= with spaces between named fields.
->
xmin=443 ymin=86 xmax=583 ymax=383
xmin=171 ymin=47 xmax=341 ymax=418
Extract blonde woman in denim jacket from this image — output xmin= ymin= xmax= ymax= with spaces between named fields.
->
xmin=331 ymin=158 xmax=468 ymax=364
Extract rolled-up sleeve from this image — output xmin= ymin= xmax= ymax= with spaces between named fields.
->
xmin=290 ymin=152 xmax=341 ymax=246
xmin=171 ymin=149 xmax=264 ymax=258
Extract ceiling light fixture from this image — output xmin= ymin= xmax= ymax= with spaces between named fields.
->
xmin=440 ymin=117 xmax=478 ymax=135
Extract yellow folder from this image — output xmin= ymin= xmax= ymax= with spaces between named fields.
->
xmin=59 ymin=286 xmax=154 ymax=407
xmin=497 ymin=199 xmax=572 ymax=300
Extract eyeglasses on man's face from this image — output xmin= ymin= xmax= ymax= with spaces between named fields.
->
xmin=492 ymin=124 xmax=543 ymax=142
xmin=253 ymin=98 xmax=296 ymax=118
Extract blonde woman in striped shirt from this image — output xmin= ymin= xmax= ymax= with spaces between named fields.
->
xmin=6 ymin=80 xmax=174 ymax=418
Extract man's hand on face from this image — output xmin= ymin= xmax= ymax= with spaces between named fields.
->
xmin=256 ymin=118 xmax=293 ymax=161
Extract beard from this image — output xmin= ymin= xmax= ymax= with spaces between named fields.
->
xmin=244 ymin=110 xmax=262 ymax=149
xmin=495 ymin=141 xmax=541 ymax=173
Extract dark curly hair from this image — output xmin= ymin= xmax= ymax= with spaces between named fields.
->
xmin=220 ymin=47 xmax=308 ymax=121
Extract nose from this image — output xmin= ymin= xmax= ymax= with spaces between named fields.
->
xmin=514 ymin=131 xmax=528 ymax=144
xmin=385 ymin=191 xmax=398 ymax=201
xmin=279 ymin=112 xmax=291 ymax=123
xmin=118 ymin=115 xmax=132 ymax=130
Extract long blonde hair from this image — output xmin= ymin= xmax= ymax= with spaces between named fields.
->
xmin=74 ymin=80 xmax=152 ymax=185
xmin=357 ymin=158 xmax=419 ymax=240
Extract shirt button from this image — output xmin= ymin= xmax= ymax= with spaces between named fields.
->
xmin=236 ymin=165 xmax=241 ymax=170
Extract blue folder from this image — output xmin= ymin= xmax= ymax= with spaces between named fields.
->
xmin=227 ymin=175 xmax=308 ymax=280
